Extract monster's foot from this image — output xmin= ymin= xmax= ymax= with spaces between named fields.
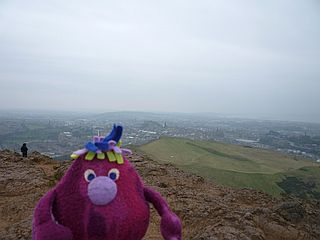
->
xmin=160 ymin=211 xmax=182 ymax=240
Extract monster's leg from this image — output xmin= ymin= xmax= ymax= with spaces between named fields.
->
xmin=32 ymin=190 xmax=73 ymax=240
xmin=144 ymin=187 xmax=182 ymax=240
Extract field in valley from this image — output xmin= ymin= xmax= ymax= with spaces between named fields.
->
xmin=138 ymin=137 xmax=320 ymax=197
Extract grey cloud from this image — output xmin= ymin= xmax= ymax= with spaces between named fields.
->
xmin=0 ymin=0 xmax=319 ymax=122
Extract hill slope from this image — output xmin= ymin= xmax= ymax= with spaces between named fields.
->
xmin=138 ymin=137 xmax=320 ymax=197
xmin=1 ymin=150 xmax=320 ymax=239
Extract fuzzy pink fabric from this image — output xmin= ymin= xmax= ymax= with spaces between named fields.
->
xmin=32 ymin=155 xmax=182 ymax=240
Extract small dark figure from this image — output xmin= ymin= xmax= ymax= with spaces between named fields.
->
xmin=21 ymin=143 xmax=28 ymax=157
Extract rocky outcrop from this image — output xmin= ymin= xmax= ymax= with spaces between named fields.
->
xmin=0 ymin=150 xmax=319 ymax=239
xmin=0 ymin=150 xmax=61 ymax=239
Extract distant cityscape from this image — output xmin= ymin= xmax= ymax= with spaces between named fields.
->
xmin=0 ymin=111 xmax=320 ymax=162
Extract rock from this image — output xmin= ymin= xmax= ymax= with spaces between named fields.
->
xmin=274 ymin=201 xmax=306 ymax=223
xmin=158 ymin=182 xmax=168 ymax=188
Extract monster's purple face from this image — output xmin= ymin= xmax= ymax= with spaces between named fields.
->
xmin=53 ymin=150 xmax=150 ymax=239
xmin=72 ymin=156 xmax=142 ymax=207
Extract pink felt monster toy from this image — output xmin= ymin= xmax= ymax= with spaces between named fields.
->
xmin=32 ymin=125 xmax=182 ymax=240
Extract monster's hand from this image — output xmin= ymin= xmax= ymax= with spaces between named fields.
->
xmin=144 ymin=187 xmax=182 ymax=240
xmin=160 ymin=210 xmax=182 ymax=240
xmin=33 ymin=190 xmax=73 ymax=240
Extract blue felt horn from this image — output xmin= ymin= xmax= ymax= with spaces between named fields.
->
xmin=85 ymin=125 xmax=123 ymax=152
xmin=103 ymin=125 xmax=123 ymax=143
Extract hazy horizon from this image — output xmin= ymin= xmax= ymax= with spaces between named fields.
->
xmin=1 ymin=0 xmax=319 ymax=123
xmin=1 ymin=108 xmax=320 ymax=124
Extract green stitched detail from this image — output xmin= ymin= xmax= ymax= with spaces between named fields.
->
xmin=70 ymin=154 xmax=79 ymax=160
xmin=115 ymin=153 xmax=124 ymax=164
xmin=85 ymin=152 xmax=95 ymax=160
xmin=107 ymin=151 xmax=116 ymax=162
xmin=97 ymin=153 xmax=105 ymax=160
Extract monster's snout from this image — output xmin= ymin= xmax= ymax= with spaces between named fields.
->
xmin=88 ymin=176 xmax=117 ymax=205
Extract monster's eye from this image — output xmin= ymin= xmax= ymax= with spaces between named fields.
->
xmin=108 ymin=168 xmax=120 ymax=181
xmin=84 ymin=169 xmax=96 ymax=182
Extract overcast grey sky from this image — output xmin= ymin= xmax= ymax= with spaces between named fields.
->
xmin=0 ymin=0 xmax=319 ymax=122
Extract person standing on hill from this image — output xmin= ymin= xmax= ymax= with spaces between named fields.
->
xmin=21 ymin=143 xmax=28 ymax=157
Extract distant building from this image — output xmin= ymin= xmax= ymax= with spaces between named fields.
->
xmin=63 ymin=131 xmax=72 ymax=137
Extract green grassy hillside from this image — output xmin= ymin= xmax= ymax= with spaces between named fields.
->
xmin=138 ymin=137 xmax=320 ymax=197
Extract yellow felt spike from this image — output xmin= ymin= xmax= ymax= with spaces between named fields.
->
xmin=70 ymin=154 xmax=79 ymax=160
xmin=115 ymin=153 xmax=124 ymax=164
xmin=85 ymin=152 xmax=95 ymax=161
xmin=97 ymin=153 xmax=105 ymax=160
xmin=107 ymin=151 xmax=116 ymax=162
xmin=116 ymin=140 xmax=122 ymax=147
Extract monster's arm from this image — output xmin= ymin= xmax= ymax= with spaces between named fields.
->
xmin=144 ymin=187 xmax=182 ymax=240
xmin=33 ymin=190 xmax=73 ymax=240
